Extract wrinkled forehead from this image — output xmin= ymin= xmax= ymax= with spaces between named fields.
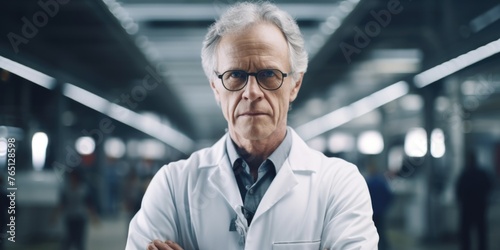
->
xmin=217 ymin=23 xmax=289 ymax=62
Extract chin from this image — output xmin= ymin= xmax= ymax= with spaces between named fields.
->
xmin=237 ymin=124 xmax=274 ymax=141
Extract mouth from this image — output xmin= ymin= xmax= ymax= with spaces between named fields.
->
xmin=238 ymin=112 xmax=267 ymax=117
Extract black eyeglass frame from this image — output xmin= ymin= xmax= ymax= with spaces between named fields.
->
xmin=216 ymin=69 xmax=290 ymax=91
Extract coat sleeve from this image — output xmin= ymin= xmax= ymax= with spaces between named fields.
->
xmin=321 ymin=162 xmax=379 ymax=250
xmin=125 ymin=166 xmax=179 ymax=250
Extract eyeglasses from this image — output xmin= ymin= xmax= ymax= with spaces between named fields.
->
xmin=216 ymin=69 xmax=289 ymax=91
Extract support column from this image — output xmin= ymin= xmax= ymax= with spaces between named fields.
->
xmin=422 ymin=84 xmax=439 ymax=241
xmin=442 ymin=76 xmax=465 ymax=235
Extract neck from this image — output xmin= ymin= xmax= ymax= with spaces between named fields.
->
xmin=229 ymin=128 xmax=286 ymax=170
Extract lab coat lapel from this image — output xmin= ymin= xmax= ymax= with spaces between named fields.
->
xmin=250 ymin=129 xmax=317 ymax=224
xmin=251 ymin=159 xmax=298 ymax=223
xmin=207 ymin=155 xmax=243 ymax=211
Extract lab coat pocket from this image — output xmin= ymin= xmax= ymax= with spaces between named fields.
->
xmin=272 ymin=240 xmax=321 ymax=250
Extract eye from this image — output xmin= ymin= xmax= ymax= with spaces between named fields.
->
xmin=259 ymin=70 xmax=276 ymax=78
xmin=228 ymin=71 xmax=246 ymax=79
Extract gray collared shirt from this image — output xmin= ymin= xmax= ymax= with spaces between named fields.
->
xmin=226 ymin=128 xmax=292 ymax=225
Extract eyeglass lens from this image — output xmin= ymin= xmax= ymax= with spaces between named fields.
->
xmin=221 ymin=69 xmax=284 ymax=90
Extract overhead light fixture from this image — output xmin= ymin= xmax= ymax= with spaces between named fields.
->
xmin=399 ymin=94 xmax=424 ymax=111
xmin=0 ymin=57 xmax=193 ymax=154
xmin=63 ymin=83 xmax=109 ymax=113
xmin=139 ymin=138 xmax=166 ymax=160
xmin=0 ymin=56 xmax=56 ymax=89
xmin=414 ymin=37 xmax=500 ymax=88
xmin=62 ymin=83 xmax=193 ymax=154
xmin=328 ymin=132 xmax=355 ymax=153
xmin=469 ymin=4 xmax=500 ymax=33
xmin=123 ymin=3 xmax=340 ymax=22
xmin=295 ymin=81 xmax=409 ymax=141
xmin=103 ymin=0 xmax=139 ymax=35
xmin=430 ymin=128 xmax=445 ymax=158
xmin=0 ymin=138 xmax=7 ymax=169
xmin=104 ymin=137 xmax=126 ymax=159
xmin=404 ymin=127 xmax=427 ymax=157
xmin=357 ymin=130 xmax=384 ymax=155
xmin=32 ymin=132 xmax=49 ymax=171
xmin=75 ymin=136 xmax=96 ymax=156
xmin=388 ymin=146 xmax=404 ymax=173
xmin=363 ymin=49 xmax=422 ymax=74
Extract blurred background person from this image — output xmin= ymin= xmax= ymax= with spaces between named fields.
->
xmin=104 ymin=156 xmax=128 ymax=217
xmin=123 ymin=170 xmax=152 ymax=223
xmin=52 ymin=169 xmax=99 ymax=250
xmin=456 ymin=151 xmax=493 ymax=250
xmin=366 ymin=161 xmax=394 ymax=250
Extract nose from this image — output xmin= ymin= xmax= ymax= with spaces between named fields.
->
xmin=242 ymin=75 xmax=264 ymax=101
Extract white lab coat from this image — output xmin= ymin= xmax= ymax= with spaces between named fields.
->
xmin=126 ymin=128 xmax=378 ymax=250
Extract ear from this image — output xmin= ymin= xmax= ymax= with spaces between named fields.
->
xmin=210 ymin=79 xmax=221 ymax=105
xmin=289 ymin=72 xmax=304 ymax=102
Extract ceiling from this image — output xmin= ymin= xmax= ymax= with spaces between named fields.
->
xmin=1 ymin=0 xmax=500 ymax=155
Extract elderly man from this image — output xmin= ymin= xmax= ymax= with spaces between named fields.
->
xmin=126 ymin=2 xmax=378 ymax=250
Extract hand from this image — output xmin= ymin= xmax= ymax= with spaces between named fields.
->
xmin=147 ymin=240 xmax=184 ymax=250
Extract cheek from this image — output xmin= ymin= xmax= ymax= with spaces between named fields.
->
xmin=221 ymin=95 xmax=238 ymax=121
xmin=271 ymin=93 xmax=290 ymax=120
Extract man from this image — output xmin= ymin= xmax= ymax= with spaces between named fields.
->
xmin=456 ymin=152 xmax=492 ymax=250
xmin=126 ymin=2 xmax=378 ymax=249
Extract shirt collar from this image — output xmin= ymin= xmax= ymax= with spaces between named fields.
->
xmin=226 ymin=127 xmax=292 ymax=174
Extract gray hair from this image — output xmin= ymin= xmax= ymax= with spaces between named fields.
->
xmin=201 ymin=1 xmax=308 ymax=82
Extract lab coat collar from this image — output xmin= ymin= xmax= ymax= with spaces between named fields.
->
xmin=251 ymin=128 xmax=320 ymax=223
xmin=198 ymin=127 xmax=319 ymax=173
xmin=202 ymin=135 xmax=243 ymax=210
xmin=201 ymin=127 xmax=320 ymax=224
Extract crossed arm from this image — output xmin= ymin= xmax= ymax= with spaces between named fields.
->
xmin=147 ymin=240 xmax=183 ymax=250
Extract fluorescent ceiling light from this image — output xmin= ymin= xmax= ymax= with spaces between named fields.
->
xmin=399 ymin=94 xmax=423 ymax=111
xmin=32 ymin=132 xmax=49 ymax=171
xmin=63 ymin=83 xmax=109 ymax=113
xmin=75 ymin=136 xmax=96 ymax=155
xmin=430 ymin=128 xmax=445 ymax=158
xmin=296 ymin=81 xmax=409 ymax=140
xmin=388 ymin=146 xmax=404 ymax=172
xmin=139 ymin=138 xmax=166 ymax=160
xmin=123 ymin=3 xmax=339 ymax=22
xmin=328 ymin=132 xmax=355 ymax=153
xmin=0 ymin=56 xmax=56 ymax=89
xmin=364 ymin=58 xmax=421 ymax=74
xmin=414 ymin=37 xmax=500 ymax=88
xmin=104 ymin=137 xmax=126 ymax=159
xmin=367 ymin=49 xmax=423 ymax=74
xmin=64 ymin=84 xmax=194 ymax=154
xmin=357 ymin=130 xmax=384 ymax=155
xmin=0 ymin=57 xmax=194 ymax=154
xmin=470 ymin=4 xmax=500 ymax=33
xmin=404 ymin=127 xmax=427 ymax=157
